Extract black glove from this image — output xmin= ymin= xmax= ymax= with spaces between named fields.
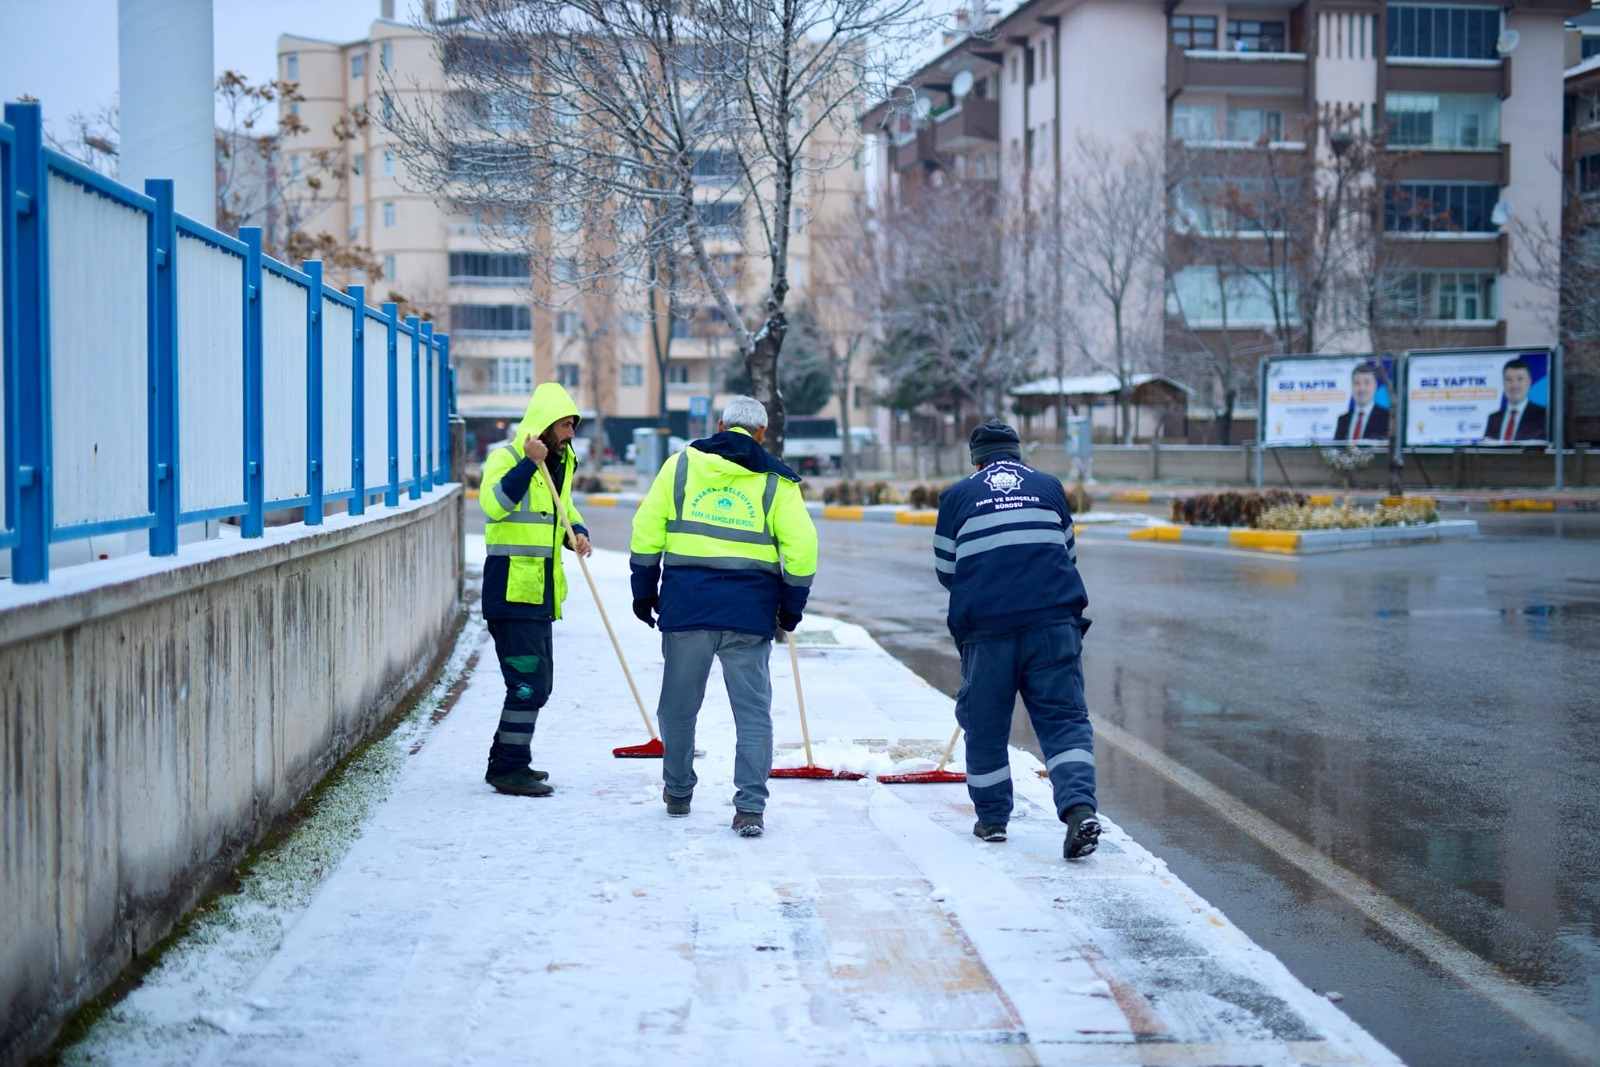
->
xmin=777 ymin=609 xmax=802 ymax=633
xmin=632 ymin=597 xmax=658 ymax=628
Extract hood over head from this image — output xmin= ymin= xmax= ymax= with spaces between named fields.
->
xmin=514 ymin=382 xmax=581 ymax=445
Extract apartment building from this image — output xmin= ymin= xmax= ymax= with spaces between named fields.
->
xmin=277 ymin=9 xmax=871 ymax=459
xmin=869 ymin=0 xmax=1586 ymax=426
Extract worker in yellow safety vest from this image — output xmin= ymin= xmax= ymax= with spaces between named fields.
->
xmin=629 ymin=395 xmax=818 ymax=837
xmin=480 ymin=382 xmax=592 ymax=797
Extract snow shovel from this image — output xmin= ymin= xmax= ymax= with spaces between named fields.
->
xmin=876 ymin=724 xmax=967 ymax=784
xmin=769 ymin=628 xmax=866 ymax=780
xmin=535 ymin=458 xmax=663 ymax=758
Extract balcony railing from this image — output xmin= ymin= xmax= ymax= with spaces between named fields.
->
xmin=1169 ymin=47 xmax=1308 ymax=95
xmin=933 ymin=97 xmax=1000 ymax=152
xmin=890 ymin=126 xmax=939 ymax=172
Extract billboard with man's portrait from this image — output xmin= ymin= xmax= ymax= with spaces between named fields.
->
xmin=1261 ymin=355 xmax=1396 ymax=447
xmin=1405 ymin=349 xmax=1552 ymax=447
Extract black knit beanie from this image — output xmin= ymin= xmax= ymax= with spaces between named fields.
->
xmin=969 ymin=419 xmax=1021 ymax=465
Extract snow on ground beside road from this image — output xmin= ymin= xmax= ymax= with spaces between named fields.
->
xmin=59 ymin=542 xmax=1399 ymax=1066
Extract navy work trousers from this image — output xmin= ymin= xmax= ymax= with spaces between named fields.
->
xmin=486 ymin=618 xmax=554 ymax=775
xmin=954 ymin=620 xmax=1096 ymax=825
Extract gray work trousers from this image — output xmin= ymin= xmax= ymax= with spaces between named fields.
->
xmin=657 ymin=629 xmax=773 ymax=813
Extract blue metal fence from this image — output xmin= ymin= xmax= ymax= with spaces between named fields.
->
xmin=0 ymin=101 xmax=454 ymax=583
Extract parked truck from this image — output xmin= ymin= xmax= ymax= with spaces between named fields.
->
xmin=782 ymin=416 xmax=878 ymax=475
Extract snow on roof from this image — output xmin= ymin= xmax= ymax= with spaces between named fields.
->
xmin=1011 ymin=373 xmax=1195 ymax=397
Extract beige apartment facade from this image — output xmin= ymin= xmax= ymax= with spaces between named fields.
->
xmin=870 ymin=0 xmax=1586 ymax=437
xmin=277 ymin=12 xmax=875 ymax=460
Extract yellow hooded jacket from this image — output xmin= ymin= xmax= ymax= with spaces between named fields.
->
xmin=479 ymin=383 xmax=586 ymax=620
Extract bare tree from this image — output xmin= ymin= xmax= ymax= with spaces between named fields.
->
xmin=383 ymin=0 xmax=930 ymax=456
xmin=873 ymin=176 xmax=1037 ymax=429
xmin=1047 ymin=135 xmax=1168 ymax=442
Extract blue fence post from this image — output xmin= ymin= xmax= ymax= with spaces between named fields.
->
xmin=6 ymin=102 xmax=50 ymax=582
xmin=384 ymin=302 xmax=400 ymax=507
xmin=419 ymin=319 xmax=435 ymax=492
xmin=406 ymin=314 xmax=421 ymax=501
xmin=240 ymin=228 xmax=265 ymax=537
xmin=438 ymin=333 xmax=451 ymax=483
xmin=146 ymin=179 xmax=179 ymax=556
xmin=349 ymin=285 xmax=366 ymax=516
xmin=304 ymin=261 xmax=324 ymax=525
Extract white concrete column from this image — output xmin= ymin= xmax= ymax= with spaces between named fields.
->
xmin=118 ymin=0 xmax=215 ymax=224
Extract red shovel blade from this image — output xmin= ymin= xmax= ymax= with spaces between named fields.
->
xmin=771 ymin=766 xmax=868 ymax=780
xmin=875 ymin=769 xmax=967 ymax=784
xmin=613 ymin=738 xmax=665 ymax=759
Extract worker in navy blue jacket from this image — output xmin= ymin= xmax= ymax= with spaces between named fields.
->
xmin=933 ymin=420 xmax=1101 ymax=860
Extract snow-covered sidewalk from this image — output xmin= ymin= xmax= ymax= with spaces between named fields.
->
xmin=63 ymin=543 xmax=1400 ymax=1066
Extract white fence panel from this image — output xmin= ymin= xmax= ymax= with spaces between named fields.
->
xmin=321 ymin=298 xmax=355 ymax=495
xmin=362 ymin=317 xmax=390 ymax=494
xmin=261 ymin=272 xmax=309 ymax=503
xmin=397 ymin=330 xmax=416 ymax=489
xmin=177 ymin=235 xmax=244 ymax=514
xmin=48 ymin=174 xmax=149 ymax=528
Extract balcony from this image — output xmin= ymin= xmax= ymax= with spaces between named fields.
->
xmin=1386 ymin=61 xmax=1508 ymax=100
xmin=1393 ymin=145 xmax=1510 ymax=186
xmin=933 ymin=97 xmax=1000 ymax=153
xmin=1169 ymin=47 xmax=1308 ymax=96
xmin=890 ymin=127 xmax=939 ymax=172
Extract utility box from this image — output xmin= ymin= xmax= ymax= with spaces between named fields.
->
xmin=633 ymin=427 xmax=672 ymax=476
xmin=1066 ymin=416 xmax=1093 ymax=480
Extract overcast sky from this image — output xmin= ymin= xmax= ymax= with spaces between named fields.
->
xmin=0 ymin=0 xmax=391 ymax=138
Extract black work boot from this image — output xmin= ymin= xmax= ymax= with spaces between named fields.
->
xmin=663 ymin=786 xmax=692 ymax=817
xmin=972 ymin=821 xmax=1008 ymax=842
xmin=732 ymin=810 xmax=764 ymax=837
xmin=485 ymin=767 xmax=548 ymax=783
xmin=486 ymin=767 xmax=553 ymax=797
xmin=1063 ymin=804 xmax=1101 ymax=860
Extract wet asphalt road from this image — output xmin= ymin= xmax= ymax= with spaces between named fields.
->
xmin=496 ymin=502 xmax=1600 ymax=1066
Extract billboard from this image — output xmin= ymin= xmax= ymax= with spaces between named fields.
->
xmin=1405 ymin=349 xmax=1552 ymax=447
xmin=1261 ymin=355 xmax=1396 ymax=447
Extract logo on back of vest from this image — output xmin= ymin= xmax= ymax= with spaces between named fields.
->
xmin=983 ymin=467 xmax=1024 ymax=494
xmin=690 ymin=486 xmax=759 ymax=529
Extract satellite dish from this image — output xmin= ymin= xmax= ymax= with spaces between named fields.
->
xmin=952 ymin=70 xmax=975 ymax=99
xmin=913 ymin=96 xmax=932 ymax=120
xmin=1495 ymin=29 xmax=1519 ymax=56
xmin=1491 ymin=200 xmax=1512 ymax=227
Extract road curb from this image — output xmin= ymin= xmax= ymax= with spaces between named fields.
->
xmin=1130 ymin=519 xmax=1480 ymax=553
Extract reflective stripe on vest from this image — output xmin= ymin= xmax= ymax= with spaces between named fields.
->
xmin=486 ymin=543 xmax=555 ymax=558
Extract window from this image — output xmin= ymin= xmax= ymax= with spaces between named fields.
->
xmin=1584 ymin=37 xmax=1600 ymax=61
xmin=352 ymin=153 xmax=365 ymax=176
xmin=556 ymin=311 xmax=580 ymax=336
xmin=1171 ymin=104 xmax=1217 ymax=141
xmin=620 ymin=312 xmax=644 ymax=335
xmin=1227 ymin=20 xmax=1286 ymax=53
xmin=1010 ymin=54 xmax=1019 ymax=84
xmin=383 ymin=255 xmax=395 ymax=279
xmin=1385 ymin=93 xmax=1499 ymax=149
xmin=383 ymin=202 xmax=396 ymax=228
xmin=1384 ymin=270 xmax=1496 ymax=321
xmin=1386 ymin=4 xmax=1500 ymax=60
xmin=1172 ymin=14 xmax=1218 ymax=49
xmin=492 ymin=357 xmax=533 ymax=394
xmin=449 ymin=252 xmax=526 ymax=284
xmin=555 ymin=363 xmax=581 ymax=388
xmin=351 ymin=53 xmax=365 ymax=78
xmin=667 ymin=364 xmax=691 ymax=384
xmin=1226 ymin=107 xmax=1283 ymax=142
xmin=382 ymin=94 xmax=394 ymax=124
xmin=451 ymin=304 xmax=533 ymax=335
xmin=286 ymin=54 xmax=298 ymax=79
xmin=1175 ymin=177 xmax=1298 ymax=234
xmin=554 ymin=257 xmax=578 ymax=283
xmin=290 ymin=154 xmax=301 ymax=178
xmin=1168 ymin=265 xmax=1297 ymax=324
xmin=670 ymin=317 xmax=693 ymax=340
xmin=1385 ymin=182 xmax=1499 ymax=232
xmin=381 ymin=42 xmax=393 ymax=70
xmin=695 ymin=201 xmax=743 ymax=235
xmin=555 ymin=205 xmax=580 ymax=232
xmin=692 ymin=150 xmax=737 ymax=183
xmin=1579 ymin=151 xmax=1600 ymax=199
xmin=621 ymin=364 xmax=644 ymax=387
xmin=383 ymin=149 xmax=395 ymax=176
xmin=353 ymin=204 xmax=366 ymax=228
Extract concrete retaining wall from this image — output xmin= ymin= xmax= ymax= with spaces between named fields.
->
xmin=0 ymin=489 xmax=464 ymax=1065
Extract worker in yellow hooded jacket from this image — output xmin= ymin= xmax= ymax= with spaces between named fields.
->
xmin=480 ymin=382 xmax=592 ymax=796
